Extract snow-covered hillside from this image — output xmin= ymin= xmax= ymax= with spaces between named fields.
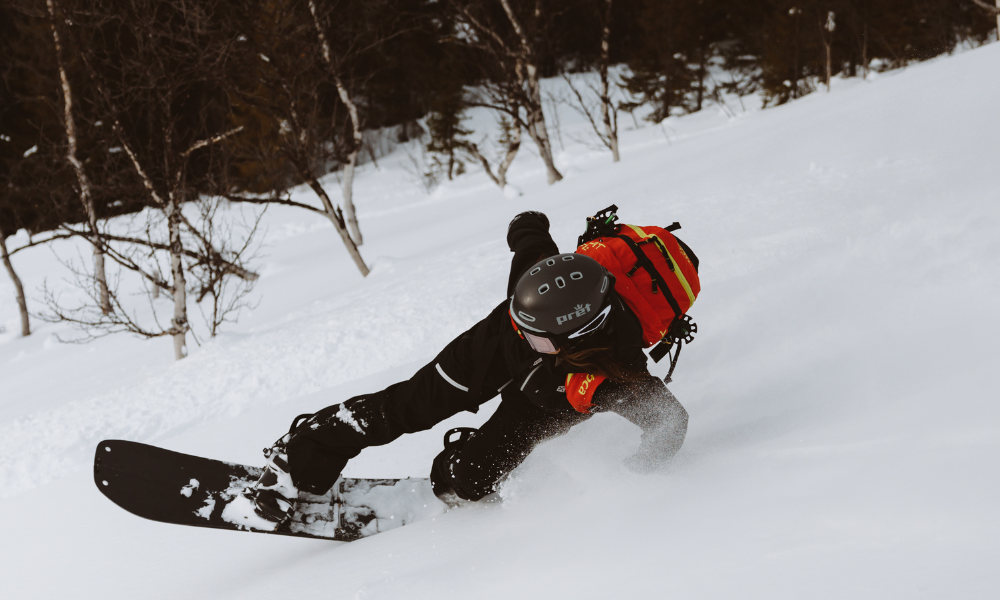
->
xmin=2 ymin=44 xmax=999 ymax=599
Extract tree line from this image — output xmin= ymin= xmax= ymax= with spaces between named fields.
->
xmin=1 ymin=0 xmax=995 ymax=356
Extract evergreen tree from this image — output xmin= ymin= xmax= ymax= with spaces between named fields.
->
xmin=623 ymin=0 xmax=729 ymax=120
xmin=425 ymin=89 xmax=471 ymax=181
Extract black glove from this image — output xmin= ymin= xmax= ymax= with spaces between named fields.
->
xmin=506 ymin=211 xmax=551 ymax=252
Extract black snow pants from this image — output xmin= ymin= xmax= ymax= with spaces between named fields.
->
xmin=285 ymin=301 xmax=591 ymax=501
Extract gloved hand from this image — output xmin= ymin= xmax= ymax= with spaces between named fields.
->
xmin=596 ymin=378 xmax=688 ymax=474
xmin=623 ymin=436 xmax=675 ymax=473
xmin=621 ymin=410 xmax=688 ymax=474
xmin=506 ymin=211 xmax=550 ymax=252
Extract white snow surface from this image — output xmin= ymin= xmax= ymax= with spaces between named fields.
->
xmin=2 ymin=45 xmax=999 ymax=599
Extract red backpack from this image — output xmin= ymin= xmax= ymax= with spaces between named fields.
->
xmin=575 ymin=205 xmax=700 ymax=381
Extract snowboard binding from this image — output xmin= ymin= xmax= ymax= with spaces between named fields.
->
xmin=244 ymin=437 xmax=298 ymax=524
xmin=244 ymin=413 xmax=315 ymax=524
xmin=429 ymin=427 xmax=479 ymax=507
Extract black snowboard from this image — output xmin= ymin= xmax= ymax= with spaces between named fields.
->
xmin=94 ymin=439 xmax=447 ymax=541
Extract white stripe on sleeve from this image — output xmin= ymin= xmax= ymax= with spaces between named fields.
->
xmin=435 ymin=363 xmax=469 ymax=392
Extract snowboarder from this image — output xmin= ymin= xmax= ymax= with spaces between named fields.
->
xmin=247 ymin=210 xmax=692 ymax=523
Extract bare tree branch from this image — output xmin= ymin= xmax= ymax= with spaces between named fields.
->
xmin=54 ymin=225 xmax=259 ymax=282
xmin=970 ymin=0 xmax=1000 ymax=15
xmin=224 ymin=194 xmax=328 ymax=216
xmin=180 ymin=125 xmax=245 ymax=159
xmin=47 ymin=0 xmax=264 ymax=358
xmin=559 ymin=74 xmax=617 ymax=155
xmin=223 ymin=1 xmax=370 ymax=276
xmin=447 ymin=0 xmax=562 ymax=184
xmin=7 ymin=233 xmax=77 ymax=256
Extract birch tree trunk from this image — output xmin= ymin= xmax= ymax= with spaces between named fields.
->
xmin=47 ymin=0 xmax=111 ymax=314
xmin=307 ymin=0 xmax=363 ymax=246
xmin=862 ymin=19 xmax=869 ymax=78
xmin=334 ymin=77 xmax=364 ymax=246
xmin=460 ymin=122 xmax=520 ymax=192
xmin=295 ymin=161 xmax=370 ymax=276
xmin=824 ymin=40 xmax=832 ymax=91
xmin=165 ymin=197 xmax=188 ymax=360
xmin=521 ymin=64 xmax=562 ymax=184
xmin=823 ymin=12 xmax=835 ymax=92
xmin=1 ymin=230 xmax=30 ymax=337
xmin=498 ymin=0 xmax=562 ymax=184
xmin=696 ymin=45 xmax=706 ymax=110
xmin=497 ymin=124 xmax=521 ymax=189
xmin=599 ymin=0 xmax=619 ymax=163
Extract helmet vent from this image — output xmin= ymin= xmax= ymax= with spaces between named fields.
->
xmin=561 ymin=255 xmax=575 ymax=261
xmin=530 ymin=267 xmax=541 ymax=275
xmin=600 ymin=276 xmax=609 ymax=293
xmin=570 ymin=271 xmax=583 ymax=280
xmin=555 ymin=276 xmax=566 ymax=289
xmin=538 ymin=284 xmax=550 ymax=295
xmin=545 ymin=259 xmax=556 ymax=266
xmin=518 ymin=311 xmax=537 ymax=322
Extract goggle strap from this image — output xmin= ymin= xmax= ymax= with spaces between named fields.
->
xmin=567 ymin=304 xmax=612 ymax=340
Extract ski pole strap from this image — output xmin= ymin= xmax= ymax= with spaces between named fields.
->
xmin=650 ymin=315 xmax=696 ymax=382
xmin=648 ymin=338 xmax=681 ymax=383
xmin=663 ymin=341 xmax=682 ymax=384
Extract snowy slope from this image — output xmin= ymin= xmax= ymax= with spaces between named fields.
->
xmin=2 ymin=44 xmax=999 ymax=599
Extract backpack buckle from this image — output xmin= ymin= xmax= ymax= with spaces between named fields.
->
xmin=649 ymin=315 xmax=697 ymax=363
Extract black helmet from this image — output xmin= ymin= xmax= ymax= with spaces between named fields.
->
xmin=509 ymin=253 xmax=614 ymax=354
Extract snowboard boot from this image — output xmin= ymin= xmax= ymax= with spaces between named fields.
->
xmin=245 ymin=413 xmax=313 ymax=524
